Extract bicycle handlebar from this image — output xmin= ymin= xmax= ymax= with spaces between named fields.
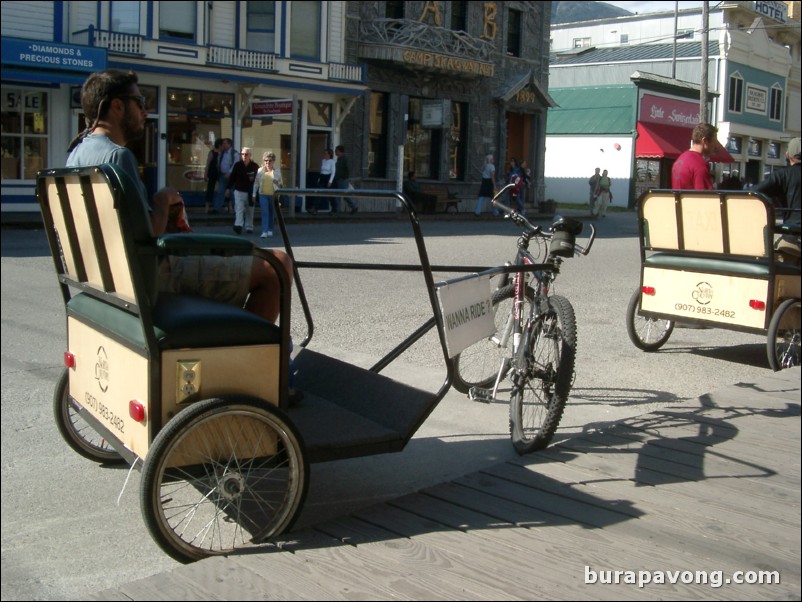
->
xmin=491 ymin=184 xmax=596 ymax=257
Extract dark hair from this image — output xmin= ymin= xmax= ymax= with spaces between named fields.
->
xmin=67 ymin=69 xmax=139 ymax=152
xmin=335 ymin=145 xmax=345 ymax=153
xmin=214 ymin=139 xmax=223 ymax=149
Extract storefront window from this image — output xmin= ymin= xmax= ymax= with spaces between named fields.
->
xmin=368 ymin=92 xmax=387 ymax=178
xmin=406 ymin=97 xmax=441 ymax=180
xmin=307 ymin=102 xmax=331 ymax=127
xmin=166 ymin=89 xmax=233 ymax=199
xmin=1 ymin=88 xmax=48 ymax=181
xmin=242 ymin=97 xmax=293 ymax=176
xmin=449 ymin=102 xmax=467 ymax=180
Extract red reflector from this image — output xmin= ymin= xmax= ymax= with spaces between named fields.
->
xmin=641 ymin=286 xmax=656 ymax=296
xmin=64 ymin=352 xmax=75 ymax=368
xmin=749 ymin=300 xmax=766 ymax=311
xmin=129 ymin=400 xmax=146 ymax=422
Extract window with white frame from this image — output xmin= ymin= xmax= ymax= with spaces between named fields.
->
xmin=769 ymin=86 xmax=783 ymax=122
xmin=620 ymin=33 xmax=629 ymax=44
xmin=573 ymin=37 xmax=591 ymax=48
xmin=247 ymin=1 xmax=276 ymax=52
xmin=290 ymin=1 xmax=321 ymax=60
xmin=159 ymin=1 xmax=196 ymax=41
xmin=1 ymin=87 xmax=48 ymax=181
xmin=110 ymin=1 xmax=140 ymax=34
xmin=728 ymin=73 xmax=744 ymax=113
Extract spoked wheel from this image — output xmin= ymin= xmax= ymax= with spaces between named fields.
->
xmin=453 ymin=283 xmax=535 ymax=394
xmin=140 ymin=397 xmax=308 ymax=563
xmin=767 ymin=298 xmax=801 ymax=371
xmin=509 ymin=295 xmax=576 ymax=455
xmin=52 ymin=368 xmax=124 ymax=464
xmin=626 ymin=288 xmax=674 ymax=351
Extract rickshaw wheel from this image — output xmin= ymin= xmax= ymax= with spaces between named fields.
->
xmin=140 ymin=397 xmax=308 ymax=563
xmin=626 ymin=288 xmax=674 ymax=351
xmin=767 ymin=298 xmax=801 ymax=372
xmin=52 ymin=368 xmax=125 ymax=464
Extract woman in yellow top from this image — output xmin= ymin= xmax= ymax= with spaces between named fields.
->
xmin=253 ymin=151 xmax=283 ymax=238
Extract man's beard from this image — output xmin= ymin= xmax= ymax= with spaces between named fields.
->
xmin=122 ymin=107 xmax=145 ymax=142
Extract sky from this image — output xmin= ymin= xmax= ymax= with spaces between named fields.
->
xmin=603 ymin=1 xmax=707 ymax=14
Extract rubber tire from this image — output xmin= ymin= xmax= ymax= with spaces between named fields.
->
xmin=626 ymin=288 xmax=674 ymax=351
xmin=767 ymin=298 xmax=801 ymax=371
xmin=52 ymin=368 xmax=125 ymax=464
xmin=509 ymin=295 xmax=576 ymax=455
xmin=452 ymin=283 xmax=535 ymax=394
xmin=140 ymin=397 xmax=308 ymax=563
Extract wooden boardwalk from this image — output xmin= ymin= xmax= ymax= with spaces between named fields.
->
xmin=91 ymin=368 xmax=800 ymax=601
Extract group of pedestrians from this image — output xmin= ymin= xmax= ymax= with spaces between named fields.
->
xmin=473 ymin=154 xmax=531 ymax=216
xmin=587 ymin=167 xmax=612 ymax=219
xmin=306 ymin=145 xmax=358 ymax=216
xmin=203 ymin=141 xmax=358 ymax=235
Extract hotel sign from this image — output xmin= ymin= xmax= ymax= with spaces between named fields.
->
xmin=753 ymin=1 xmax=787 ymax=24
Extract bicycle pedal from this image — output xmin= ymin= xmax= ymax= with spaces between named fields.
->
xmin=468 ymin=387 xmax=494 ymax=403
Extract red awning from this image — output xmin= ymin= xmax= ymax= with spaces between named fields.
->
xmin=636 ymin=122 xmax=734 ymax=163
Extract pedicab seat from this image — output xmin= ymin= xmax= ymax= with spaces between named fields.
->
xmin=66 ymin=292 xmax=281 ymax=350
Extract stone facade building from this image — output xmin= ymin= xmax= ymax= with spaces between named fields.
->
xmin=340 ymin=1 xmax=554 ymax=211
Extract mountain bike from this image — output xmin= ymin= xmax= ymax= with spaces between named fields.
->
xmin=454 ymin=187 xmax=595 ymax=453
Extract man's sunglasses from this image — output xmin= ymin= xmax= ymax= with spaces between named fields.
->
xmin=119 ymin=95 xmax=147 ymax=110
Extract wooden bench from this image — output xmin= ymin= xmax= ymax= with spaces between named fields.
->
xmin=420 ymin=185 xmax=459 ymax=213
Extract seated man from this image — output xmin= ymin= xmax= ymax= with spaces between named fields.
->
xmin=66 ymin=68 xmax=292 ymax=322
xmin=403 ymin=171 xmax=437 ymax=214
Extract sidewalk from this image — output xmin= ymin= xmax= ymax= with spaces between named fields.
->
xmin=87 ymin=367 xmax=800 ymax=601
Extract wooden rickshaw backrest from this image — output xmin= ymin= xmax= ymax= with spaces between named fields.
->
xmin=37 ymin=164 xmax=159 ymax=312
xmin=639 ymin=190 xmax=774 ymax=259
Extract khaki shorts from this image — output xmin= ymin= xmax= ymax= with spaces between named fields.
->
xmin=160 ymin=255 xmax=252 ymax=307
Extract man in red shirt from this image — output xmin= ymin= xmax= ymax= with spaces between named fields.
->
xmin=671 ymin=123 xmax=720 ymax=190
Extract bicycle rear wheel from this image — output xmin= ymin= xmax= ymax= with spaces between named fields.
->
xmin=452 ymin=283 xmax=534 ymax=394
xmin=509 ymin=295 xmax=576 ymax=454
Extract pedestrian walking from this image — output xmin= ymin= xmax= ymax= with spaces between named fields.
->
xmin=591 ymin=169 xmax=612 ymax=218
xmin=671 ymin=123 xmax=719 ymax=190
xmin=203 ymin=138 xmax=222 ymax=213
xmin=474 ymin=153 xmax=497 ymax=216
xmin=253 ymin=151 xmax=283 ymax=238
xmin=334 ymin=145 xmax=358 ymax=214
xmin=227 ymin=147 xmax=258 ymax=234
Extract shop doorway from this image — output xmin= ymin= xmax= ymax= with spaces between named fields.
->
xmin=505 ymin=112 xmax=533 ymax=203
xmin=745 ymin=159 xmax=761 ymax=188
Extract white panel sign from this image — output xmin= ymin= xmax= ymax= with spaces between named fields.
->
xmin=436 ymin=275 xmax=496 ymax=358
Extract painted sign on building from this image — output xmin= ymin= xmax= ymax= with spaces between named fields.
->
xmin=1 ymin=39 xmax=106 ymax=72
xmin=639 ymin=94 xmax=700 ymax=127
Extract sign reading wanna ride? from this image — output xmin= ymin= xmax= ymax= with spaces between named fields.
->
xmin=436 ymin=275 xmax=496 ymax=358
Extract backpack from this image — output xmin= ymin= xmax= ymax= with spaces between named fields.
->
xmin=509 ymin=173 xmax=523 ymax=197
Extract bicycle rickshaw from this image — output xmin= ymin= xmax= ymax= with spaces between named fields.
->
xmin=626 ymin=189 xmax=800 ymax=371
xmin=39 ymin=164 xmax=577 ymax=563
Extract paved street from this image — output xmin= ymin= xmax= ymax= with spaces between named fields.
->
xmin=1 ymin=209 xmax=795 ymax=600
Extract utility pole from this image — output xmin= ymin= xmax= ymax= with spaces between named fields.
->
xmin=672 ymin=1 xmax=678 ymax=79
xmin=700 ymin=1 xmax=709 ymax=122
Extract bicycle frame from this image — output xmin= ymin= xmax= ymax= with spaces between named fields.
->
xmin=469 ymin=187 xmax=596 ymax=402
